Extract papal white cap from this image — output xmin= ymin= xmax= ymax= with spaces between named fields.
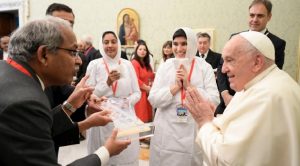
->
xmin=239 ymin=31 xmax=275 ymax=60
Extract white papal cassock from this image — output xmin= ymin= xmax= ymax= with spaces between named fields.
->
xmin=197 ymin=64 xmax=300 ymax=166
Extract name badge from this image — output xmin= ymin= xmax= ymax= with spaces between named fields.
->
xmin=176 ymin=104 xmax=188 ymax=123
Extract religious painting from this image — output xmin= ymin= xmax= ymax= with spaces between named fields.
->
xmin=117 ymin=8 xmax=139 ymax=46
xmin=193 ymin=28 xmax=215 ymax=50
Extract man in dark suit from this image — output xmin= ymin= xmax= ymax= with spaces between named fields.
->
xmin=0 ymin=16 xmax=130 ymax=166
xmin=44 ymin=3 xmax=90 ymax=152
xmin=83 ymin=35 xmax=102 ymax=64
xmin=196 ymin=32 xmax=221 ymax=72
xmin=76 ymin=35 xmax=102 ymax=84
xmin=215 ymin=0 xmax=286 ymax=115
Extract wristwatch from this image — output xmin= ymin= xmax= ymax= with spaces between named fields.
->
xmin=62 ymin=101 xmax=76 ymax=113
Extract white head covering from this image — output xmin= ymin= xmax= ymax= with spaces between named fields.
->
xmin=99 ymin=30 xmax=122 ymax=63
xmin=173 ymin=27 xmax=198 ymax=60
xmin=239 ymin=31 xmax=275 ymax=60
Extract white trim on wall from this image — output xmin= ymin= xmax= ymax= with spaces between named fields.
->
xmin=0 ymin=0 xmax=29 ymax=27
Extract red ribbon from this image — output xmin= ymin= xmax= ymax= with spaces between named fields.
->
xmin=6 ymin=58 xmax=32 ymax=77
xmin=103 ymin=59 xmax=121 ymax=96
xmin=181 ymin=58 xmax=195 ymax=105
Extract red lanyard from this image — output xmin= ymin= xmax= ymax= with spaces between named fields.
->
xmin=103 ymin=59 xmax=121 ymax=96
xmin=6 ymin=58 xmax=32 ymax=77
xmin=181 ymin=58 xmax=195 ymax=105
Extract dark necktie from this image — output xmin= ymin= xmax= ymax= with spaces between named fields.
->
xmin=201 ymin=54 xmax=204 ymax=58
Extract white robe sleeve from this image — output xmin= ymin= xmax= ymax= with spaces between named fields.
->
xmin=126 ymin=61 xmax=141 ymax=106
xmin=148 ymin=62 xmax=174 ymax=108
xmin=196 ymin=91 xmax=276 ymax=165
xmin=195 ymin=60 xmax=220 ymax=106
xmin=86 ymin=59 xmax=112 ymax=97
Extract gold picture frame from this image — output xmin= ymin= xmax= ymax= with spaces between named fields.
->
xmin=297 ymin=35 xmax=300 ymax=84
xmin=117 ymin=8 xmax=140 ymax=47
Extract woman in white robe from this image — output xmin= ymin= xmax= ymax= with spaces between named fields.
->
xmin=86 ymin=31 xmax=141 ymax=166
xmin=148 ymin=27 xmax=219 ymax=166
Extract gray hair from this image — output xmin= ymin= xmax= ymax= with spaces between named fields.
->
xmin=81 ymin=35 xmax=93 ymax=46
xmin=8 ymin=16 xmax=72 ymax=62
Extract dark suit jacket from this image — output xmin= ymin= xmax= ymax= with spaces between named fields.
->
xmin=76 ymin=47 xmax=102 ymax=84
xmin=266 ymin=30 xmax=286 ymax=69
xmin=0 ymin=60 xmax=101 ymax=166
xmin=121 ymin=51 xmax=128 ymax=60
xmin=215 ymin=30 xmax=286 ymax=115
xmin=0 ymin=49 xmax=3 ymax=60
xmin=196 ymin=49 xmax=221 ymax=69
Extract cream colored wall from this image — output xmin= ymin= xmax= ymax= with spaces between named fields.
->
xmin=1 ymin=0 xmax=299 ymax=79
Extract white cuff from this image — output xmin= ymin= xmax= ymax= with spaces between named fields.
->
xmin=94 ymin=146 xmax=110 ymax=165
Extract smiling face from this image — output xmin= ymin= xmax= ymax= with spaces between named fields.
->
xmin=248 ymin=3 xmax=271 ymax=32
xmin=221 ymin=36 xmax=258 ymax=91
xmin=172 ymin=36 xmax=187 ymax=58
xmin=197 ymin=36 xmax=210 ymax=54
xmin=102 ymin=33 xmax=118 ymax=59
xmin=163 ymin=45 xmax=173 ymax=56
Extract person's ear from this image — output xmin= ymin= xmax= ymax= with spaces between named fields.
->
xmin=36 ymin=45 xmax=48 ymax=65
xmin=253 ymin=54 xmax=263 ymax=72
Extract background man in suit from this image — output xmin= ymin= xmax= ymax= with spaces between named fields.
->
xmin=215 ymin=0 xmax=286 ymax=115
xmin=0 ymin=36 xmax=10 ymax=60
xmin=196 ymin=32 xmax=221 ymax=72
xmin=44 ymin=3 xmax=90 ymax=151
xmin=0 ymin=16 xmax=130 ymax=166
xmin=76 ymin=35 xmax=102 ymax=84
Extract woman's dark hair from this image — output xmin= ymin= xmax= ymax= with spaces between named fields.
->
xmin=172 ymin=28 xmax=186 ymax=40
xmin=162 ymin=40 xmax=174 ymax=62
xmin=102 ymin=31 xmax=117 ymax=42
xmin=133 ymin=41 xmax=152 ymax=71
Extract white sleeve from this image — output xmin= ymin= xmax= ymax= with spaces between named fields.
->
xmin=94 ymin=146 xmax=110 ymax=165
xmin=196 ymin=91 xmax=275 ymax=165
xmin=126 ymin=62 xmax=141 ymax=106
xmin=86 ymin=60 xmax=96 ymax=86
xmin=148 ymin=63 xmax=174 ymax=108
xmin=196 ymin=62 xmax=220 ymax=106
xmin=89 ymin=60 xmax=112 ymax=97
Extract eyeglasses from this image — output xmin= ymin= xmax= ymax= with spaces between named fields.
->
xmin=56 ymin=47 xmax=79 ymax=57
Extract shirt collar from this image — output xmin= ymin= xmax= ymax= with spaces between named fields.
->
xmin=244 ymin=64 xmax=276 ymax=90
xmin=199 ymin=50 xmax=209 ymax=58
xmin=249 ymin=28 xmax=267 ymax=34
xmin=36 ymin=74 xmax=45 ymax=90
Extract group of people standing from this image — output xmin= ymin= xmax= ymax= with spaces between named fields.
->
xmin=0 ymin=0 xmax=300 ymax=166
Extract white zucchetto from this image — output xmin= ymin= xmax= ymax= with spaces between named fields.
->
xmin=240 ymin=31 xmax=275 ymax=60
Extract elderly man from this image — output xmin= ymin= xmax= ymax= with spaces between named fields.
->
xmin=0 ymin=36 xmax=10 ymax=60
xmin=0 ymin=17 xmax=130 ymax=166
xmin=185 ymin=31 xmax=300 ymax=166
xmin=216 ymin=0 xmax=286 ymax=115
